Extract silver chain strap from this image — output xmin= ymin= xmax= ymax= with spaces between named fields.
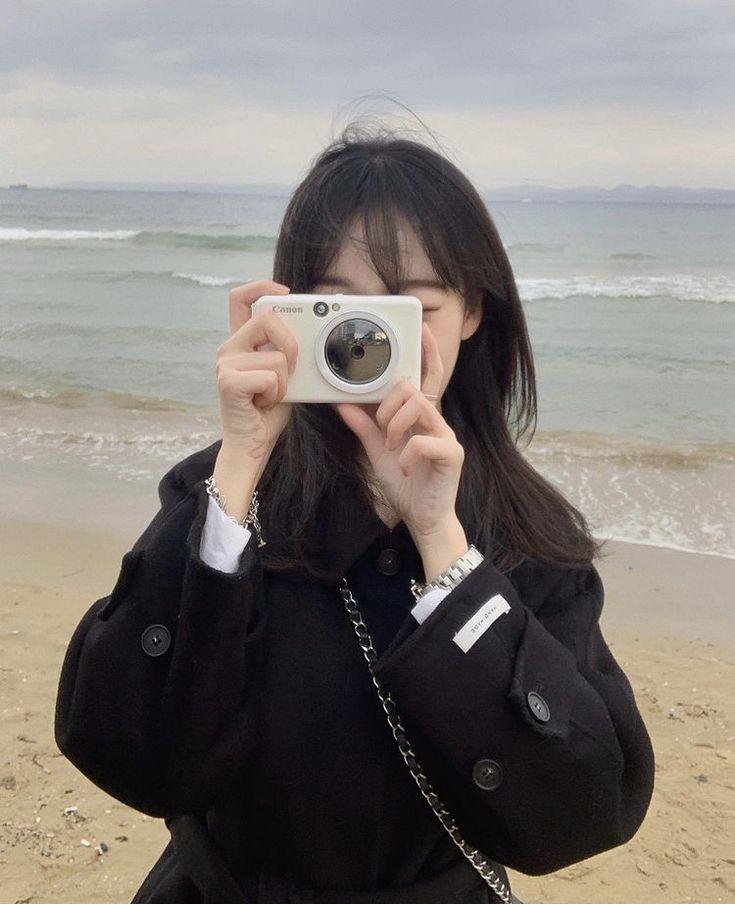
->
xmin=338 ymin=577 xmax=512 ymax=904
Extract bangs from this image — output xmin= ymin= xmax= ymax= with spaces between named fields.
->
xmin=281 ymin=148 xmax=472 ymax=298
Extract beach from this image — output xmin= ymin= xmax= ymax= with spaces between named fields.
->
xmin=2 ymin=185 xmax=734 ymax=902
xmin=1 ymin=516 xmax=734 ymax=904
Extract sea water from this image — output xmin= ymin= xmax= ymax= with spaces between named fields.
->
xmin=1 ymin=187 xmax=733 ymax=557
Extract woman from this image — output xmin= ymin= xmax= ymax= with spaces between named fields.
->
xmin=55 ymin=124 xmax=655 ymax=904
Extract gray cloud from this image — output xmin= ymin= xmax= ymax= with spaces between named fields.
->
xmin=3 ymin=0 xmax=734 ymax=112
xmin=3 ymin=0 xmax=733 ymax=186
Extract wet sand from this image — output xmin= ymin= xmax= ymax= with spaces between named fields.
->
xmin=1 ymin=519 xmax=733 ymax=904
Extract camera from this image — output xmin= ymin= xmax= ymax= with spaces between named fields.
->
xmin=251 ymin=294 xmax=423 ymax=403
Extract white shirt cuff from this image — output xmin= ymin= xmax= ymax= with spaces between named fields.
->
xmin=200 ymin=494 xmax=253 ymax=573
xmin=410 ymin=586 xmax=451 ymax=624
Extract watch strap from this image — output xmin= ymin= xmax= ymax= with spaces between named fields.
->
xmin=411 ymin=544 xmax=484 ymax=603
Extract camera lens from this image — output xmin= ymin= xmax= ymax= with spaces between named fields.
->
xmin=324 ymin=317 xmax=391 ymax=384
xmin=314 ymin=301 xmax=329 ymax=317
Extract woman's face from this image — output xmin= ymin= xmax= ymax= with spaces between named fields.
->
xmin=313 ymin=218 xmax=483 ymax=416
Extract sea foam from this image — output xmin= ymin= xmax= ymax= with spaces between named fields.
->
xmin=0 ymin=227 xmax=139 ymax=241
xmin=172 ymin=272 xmax=241 ymax=287
xmin=518 ymin=274 xmax=735 ymax=304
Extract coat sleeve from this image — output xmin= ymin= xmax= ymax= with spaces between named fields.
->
xmin=54 ymin=447 xmax=266 ymax=818
xmin=370 ymin=555 xmax=655 ymax=875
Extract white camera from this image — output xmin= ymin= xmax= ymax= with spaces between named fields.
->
xmin=251 ymin=293 xmax=423 ymax=403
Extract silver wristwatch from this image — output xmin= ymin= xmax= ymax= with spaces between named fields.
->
xmin=410 ymin=544 xmax=485 ymax=603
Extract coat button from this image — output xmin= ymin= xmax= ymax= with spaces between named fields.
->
xmin=527 ymin=691 xmax=550 ymax=722
xmin=472 ymin=758 xmax=503 ymax=791
xmin=376 ymin=548 xmax=400 ymax=576
xmin=141 ymin=624 xmax=171 ymax=657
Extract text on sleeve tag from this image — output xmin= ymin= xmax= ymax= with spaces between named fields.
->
xmin=452 ymin=593 xmax=511 ymax=653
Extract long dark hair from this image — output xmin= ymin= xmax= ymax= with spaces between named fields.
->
xmin=255 ymin=122 xmax=605 ymax=583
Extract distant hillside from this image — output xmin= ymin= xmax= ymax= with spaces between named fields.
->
xmin=482 ymin=183 xmax=735 ymax=204
xmin=35 ymin=180 xmax=735 ymax=203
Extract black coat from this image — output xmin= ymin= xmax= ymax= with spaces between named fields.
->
xmin=54 ymin=440 xmax=655 ymax=904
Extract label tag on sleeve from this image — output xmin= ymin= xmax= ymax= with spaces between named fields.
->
xmin=452 ymin=594 xmax=511 ymax=653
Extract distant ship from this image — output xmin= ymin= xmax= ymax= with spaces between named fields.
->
xmin=8 ymin=183 xmax=29 ymax=189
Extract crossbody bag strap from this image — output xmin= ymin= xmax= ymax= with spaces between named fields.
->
xmin=338 ymin=578 xmax=514 ymax=904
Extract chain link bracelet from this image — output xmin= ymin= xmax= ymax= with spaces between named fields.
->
xmin=204 ymin=475 xmax=266 ymax=547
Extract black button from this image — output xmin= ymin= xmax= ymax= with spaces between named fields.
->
xmin=141 ymin=624 xmax=171 ymax=657
xmin=527 ymin=691 xmax=550 ymax=723
xmin=376 ymin=547 xmax=401 ymax=576
xmin=472 ymin=759 xmax=503 ymax=791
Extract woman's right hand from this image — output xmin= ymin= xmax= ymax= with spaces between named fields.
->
xmin=215 ymin=279 xmax=299 ymax=470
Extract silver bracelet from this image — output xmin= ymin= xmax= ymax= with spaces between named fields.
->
xmin=204 ymin=475 xmax=266 ymax=547
xmin=410 ymin=544 xmax=484 ymax=603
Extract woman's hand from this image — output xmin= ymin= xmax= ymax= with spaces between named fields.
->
xmin=335 ymin=321 xmax=465 ymax=546
xmin=216 ymin=279 xmax=298 ymax=468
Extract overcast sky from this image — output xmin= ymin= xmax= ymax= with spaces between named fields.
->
xmin=2 ymin=0 xmax=734 ymax=188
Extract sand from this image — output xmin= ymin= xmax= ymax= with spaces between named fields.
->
xmin=1 ymin=519 xmax=734 ymax=904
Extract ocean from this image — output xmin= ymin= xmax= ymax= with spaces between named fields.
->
xmin=1 ymin=187 xmax=733 ymax=558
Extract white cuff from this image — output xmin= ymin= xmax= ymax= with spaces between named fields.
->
xmin=410 ymin=586 xmax=451 ymax=624
xmin=200 ymin=494 xmax=253 ymax=573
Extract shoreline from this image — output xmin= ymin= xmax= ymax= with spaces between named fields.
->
xmin=2 ymin=509 xmax=734 ymax=644
xmin=604 ymin=536 xmax=735 ymax=561
xmin=2 ymin=508 xmax=735 ymax=659
xmin=2 ymin=433 xmax=734 ymax=563
xmin=1 ymin=387 xmax=733 ymax=558
xmin=1 ymin=519 xmax=734 ymax=902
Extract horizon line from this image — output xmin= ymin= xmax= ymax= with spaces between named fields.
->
xmin=5 ymin=180 xmax=735 ymax=194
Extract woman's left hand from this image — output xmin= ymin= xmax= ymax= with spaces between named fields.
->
xmin=335 ymin=321 xmax=465 ymax=544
